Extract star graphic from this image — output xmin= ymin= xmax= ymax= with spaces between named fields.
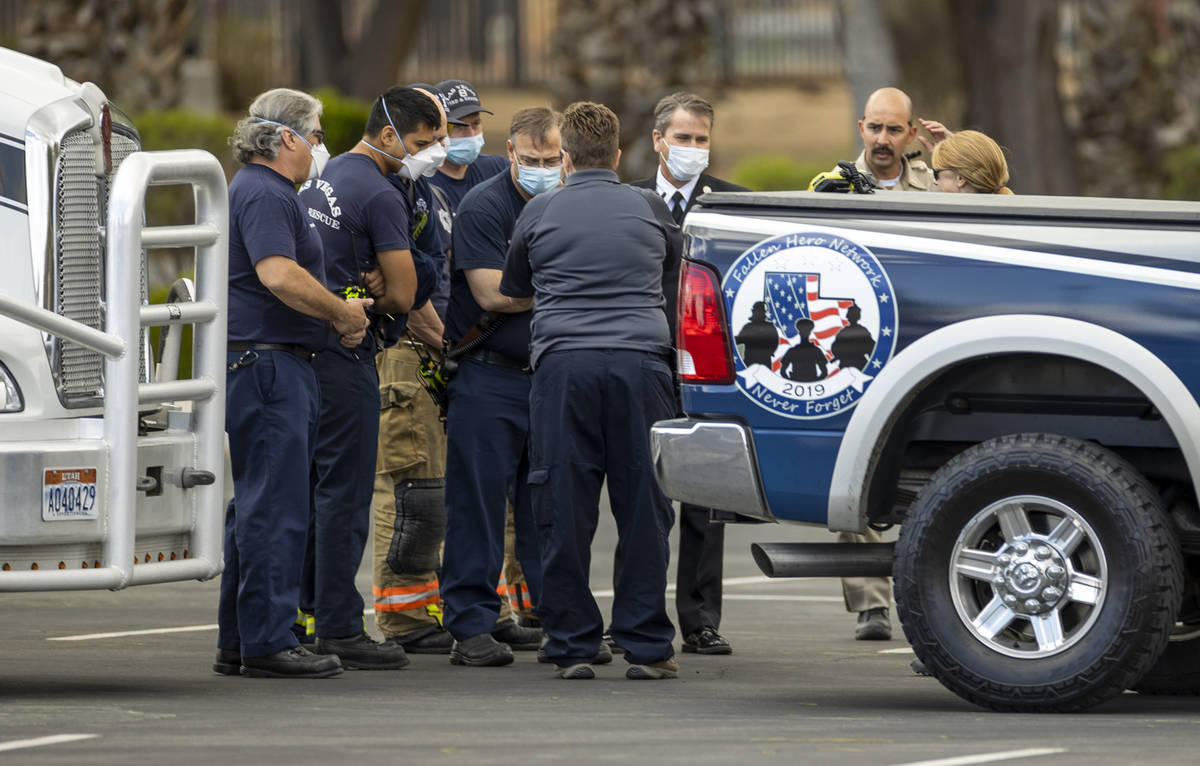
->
xmin=881 ymin=327 xmax=892 ymax=337
xmin=878 ymin=293 xmax=889 ymax=303
xmin=871 ymin=359 xmax=882 ymax=369
xmin=725 ymin=288 xmax=734 ymax=298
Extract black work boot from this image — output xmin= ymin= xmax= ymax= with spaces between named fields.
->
xmin=213 ymin=649 xmax=242 ymax=676
xmin=241 ymin=646 xmax=343 ymax=678
xmin=449 ymin=633 xmax=514 ymax=667
xmin=388 ymin=627 xmax=453 ymax=655
xmin=491 ymin=618 xmax=542 ymax=650
xmin=315 ymin=632 xmax=410 ymax=670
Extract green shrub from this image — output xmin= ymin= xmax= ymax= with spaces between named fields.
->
xmin=1164 ymin=144 xmax=1200 ymax=201
xmin=313 ymin=88 xmax=371 ymax=156
xmin=133 ymin=109 xmax=237 ymax=228
xmin=731 ymin=155 xmax=833 ymax=192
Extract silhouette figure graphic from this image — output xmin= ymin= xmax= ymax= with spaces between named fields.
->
xmin=831 ymin=304 xmax=875 ymax=371
xmin=735 ymin=301 xmax=780 ymax=367
xmin=779 ymin=318 xmax=827 ymax=382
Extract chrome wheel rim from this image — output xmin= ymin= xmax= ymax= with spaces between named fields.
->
xmin=949 ymin=494 xmax=1108 ymax=659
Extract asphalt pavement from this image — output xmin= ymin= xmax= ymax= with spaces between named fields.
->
xmin=3 ymin=506 xmax=1200 ymax=765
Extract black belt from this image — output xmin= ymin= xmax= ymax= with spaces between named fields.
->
xmin=466 ymin=348 xmax=528 ymax=372
xmin=228 ymin=342 xmax=317 ymax=362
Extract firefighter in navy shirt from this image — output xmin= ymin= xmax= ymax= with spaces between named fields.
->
xmin=500 ymin=102 xmax=682 ymax=680
xmin=439 ymin=107 xmax=562 ymax=667
xmin=215 ymin=88 xmax=369 ymax=679
xmin=295 ymin=85 xmax=443 ymax=670
xmin=366 ymin=86 xmax=460 ymax=654
xmin=432 ymin=78 xmax=540 ymax=636
xmin=430 ymin=79 xmax=510 ymax=211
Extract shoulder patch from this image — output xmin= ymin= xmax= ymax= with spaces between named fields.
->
xmin=722 ymin=231 xmax=898 ymax=419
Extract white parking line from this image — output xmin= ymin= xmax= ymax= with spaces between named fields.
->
xmin=46 ymin=575 xmax=832 ymax=641
xmin=0 ymin=734 xmax=99 ymax=753
xmin=878 ymin=647 xmax=915 ymax=654
xmin=724 ymin=594 xmax=843 ymax=602
xmin=890 ymin=748 xmax=1066 ymax=766
xmin=48 ymin=624 xmax=217 ymax=642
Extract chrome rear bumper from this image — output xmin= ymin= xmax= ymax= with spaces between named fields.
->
xmin=649 ymin=418 xmax=772 ymax=520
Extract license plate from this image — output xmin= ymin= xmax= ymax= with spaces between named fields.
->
xmin=43 ymin=468 xmax=99 ymax=521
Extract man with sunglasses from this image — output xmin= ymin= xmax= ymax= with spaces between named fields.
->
xmin=296 ymin=86 xmax=443 ymax=670
xmin=439 ymin=107 xmax=564 ymax=667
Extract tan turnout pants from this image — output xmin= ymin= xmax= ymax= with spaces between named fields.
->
xmin=838 ymin=527 xmax=892 ymax=613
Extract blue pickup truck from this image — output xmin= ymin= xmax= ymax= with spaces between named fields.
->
xmin=651 ymin=191 xmax=1200 ymax=712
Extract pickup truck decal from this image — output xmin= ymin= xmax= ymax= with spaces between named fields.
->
xmin=723 ymin=231 xmax=897 ymax=419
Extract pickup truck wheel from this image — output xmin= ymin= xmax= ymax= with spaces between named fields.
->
xmin=894 ymin=433 xmax=1182 ymax=712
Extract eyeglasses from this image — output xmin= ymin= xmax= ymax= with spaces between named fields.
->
xmin=933 ymin=168 xmax=955 ymax=181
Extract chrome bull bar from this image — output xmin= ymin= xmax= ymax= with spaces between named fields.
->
xmin=0 ymin=149 xmax=228 ymax=590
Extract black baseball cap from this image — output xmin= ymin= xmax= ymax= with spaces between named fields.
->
xmin=406 ymin=82 xmax=467 ymax=126
xmin=436 ymin=79 xmax=493 ymax=123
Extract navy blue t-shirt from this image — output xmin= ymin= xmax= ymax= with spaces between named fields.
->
xmin=227 ymin=163 xmax=327 ymax=349
xmin=429 ymin=153 xmax=508 ymax=213
xmin=423 ymin=156 xmax=505 ymax=321
xmin=299 ymin=152 xmax=413 ymax=357
xmin=378 ymin=173 xmax=446 ymax=346
xmin=445 ymin=169 xmax=531 ymax=362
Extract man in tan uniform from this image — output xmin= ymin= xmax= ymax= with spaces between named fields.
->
xmin=840 ymin=86 xmax=948 ymax=641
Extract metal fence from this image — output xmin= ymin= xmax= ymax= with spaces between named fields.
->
xmin=0 ymin=0 xmax=841 ymax=88
xmin=405 ymin=0 xmax=843 ymax=87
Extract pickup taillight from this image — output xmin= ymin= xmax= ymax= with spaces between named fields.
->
xmin=677 ymin=261 xmax=734 ymax=384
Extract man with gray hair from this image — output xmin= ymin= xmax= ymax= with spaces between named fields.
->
xmin=216 ymin=88 xmax=370 ymax=679
xmin=627 ymin=91 xmax=746 ymax=658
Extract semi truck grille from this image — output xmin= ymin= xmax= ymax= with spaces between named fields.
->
xmin=52 ymin=127 xmax=146 ymax=406
xmin=54 ymin=132 xmax=103 ymax=405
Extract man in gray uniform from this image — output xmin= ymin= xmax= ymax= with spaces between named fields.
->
xmin=500 ymin=101 xmax=682 ymax=681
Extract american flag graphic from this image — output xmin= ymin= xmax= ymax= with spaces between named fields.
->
xmin=763 ymin=272 xmax=854 ymax=374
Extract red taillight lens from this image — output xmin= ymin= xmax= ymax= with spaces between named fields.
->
xmin=677 ymin=261 xmax=734 ymax=384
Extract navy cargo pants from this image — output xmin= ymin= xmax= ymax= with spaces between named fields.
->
xmin=301 ymin=349 xmax=379 ymax=638
xmin=218 ymin=350 xmax=319 ymax=658
xmin=441 ymin=358 xmax=543 ymax=640
xmin=529 ymin=349 xmax=677 ymax=667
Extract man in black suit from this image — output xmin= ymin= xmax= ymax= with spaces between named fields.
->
xmin=627 ymin=91 xmax=747 ymax=656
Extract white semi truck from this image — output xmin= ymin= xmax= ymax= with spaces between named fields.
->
xmin=0 ymin=46 xmax=228 ymax=591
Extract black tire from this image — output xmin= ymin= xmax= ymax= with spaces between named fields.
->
xmin=1131 ymin=624 xmax=1200 ymax=695
xmin=894 ymin=433 xmax=1182 ymax=712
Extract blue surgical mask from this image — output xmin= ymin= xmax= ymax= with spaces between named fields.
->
xmin=446 ymin=133 xmax=485 ymax=165
xmin=517 ymin=164 xmax=561 ymax=195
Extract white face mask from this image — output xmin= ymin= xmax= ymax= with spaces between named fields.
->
xmin=370 ymin=95 xmax=448 ymax=180
xmin=308 ymin=143 xmax=330 ymax=180
xmin=413 ymin=139 xmax=448 ymax=178
xmin=662 ymin=143 xmax=709 ymax=182
xmin=254 ymin=116 xmax=326 ymax=180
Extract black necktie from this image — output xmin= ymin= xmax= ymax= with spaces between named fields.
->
xmin=670 ymin=191 xmax=685 ymax=225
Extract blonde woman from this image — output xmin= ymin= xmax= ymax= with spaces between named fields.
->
xmin=932 ymin=129 xmax=1013 ymax=194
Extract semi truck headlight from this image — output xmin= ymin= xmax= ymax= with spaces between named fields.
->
xmin=0 ymin=361 xmax=23 ymax=412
